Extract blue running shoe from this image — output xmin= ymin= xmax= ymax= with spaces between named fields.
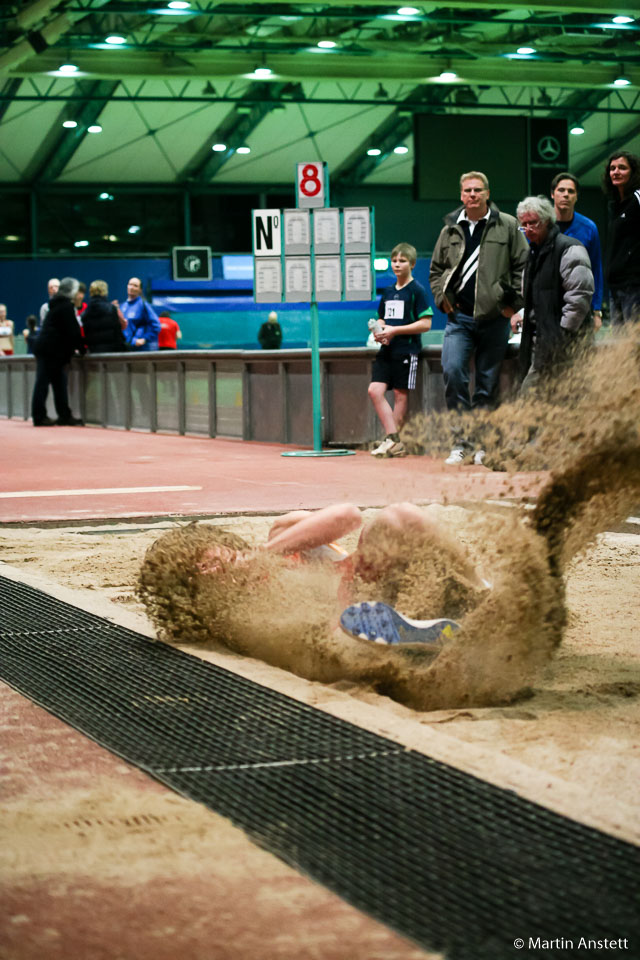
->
xmin=340 ymin=601 xmax=460 ymax=646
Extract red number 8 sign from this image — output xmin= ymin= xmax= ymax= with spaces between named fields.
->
xmin=296 ymin=161 xmax=326 ymax=207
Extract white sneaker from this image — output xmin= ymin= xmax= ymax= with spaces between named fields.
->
xmin=371 ymin=437 xmax=406 ymax=458
xmin=473 ymin=449 xmax=486 ymax=466
xmin=445 ymin=447 xmax=465 ymax=465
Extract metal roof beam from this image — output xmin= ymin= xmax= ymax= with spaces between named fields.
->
xmin=179 ymin=81 xmax=296 ymax=182
xmin=334 ymin=86 xmax=452 ymax=185
xmin=25 ymin=78 xmax=119 ymax=183
xmin=574 ymin=119 xmax=640 ymax=177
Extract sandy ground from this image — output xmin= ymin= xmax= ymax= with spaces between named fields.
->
xmin=1 ymin=505 xmax=638 ymax=847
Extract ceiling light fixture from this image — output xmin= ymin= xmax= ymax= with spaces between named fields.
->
xmin=236 ymin=146 xmax=251 ymax=154
xmin=397 ymin=6 xmax=419 ymax=14
xmin=87 ymin=124 xmax=103 ymax=133
xmin=168 ymin=1 xmax=191 ymax=8
xmin=516 ymin=46 xmax=536 ymax=55
xmin=612 ymin=16 xmax=634 ymax=24
xmin=253 ymin=66 xmax=272 ymax=78
xmin=62 ymin=119 xmax=78 ymax=128
xmin=613 ymin=74 xmax=631 ymax=86
xmin=367 ymin=148 xmax=381 ymax=156
xmin=74 ymin=240 xmax=89 ymax=247
xmin=570 ymin=125 xmax=585 ymax=135
xmin=105 ymin=35 xmax=126 ymax=44
xmin=98 ymin=192 xmax=114 ymax=200
xmin=202 ymin=81 xmax=217 ymax=96
xmin=317 ymin=40 xmax=337 ymax=48
xmin=212 ymin=143 xmax=227 ymax=152
xmin=394 ymin=145 xmax=409 ymax=154
xmin=58 ymin=63 xmax=78 ymax=74
xmin=128 ymin=225 xmax=141 ymax=234
xmin=374 ymin=83 xmax=389 ymax=99
xmin=439 ymin=69 xmax=457 ymax=81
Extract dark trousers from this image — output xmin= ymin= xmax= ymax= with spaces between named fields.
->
xmin=442 ymin=311 xmax=510 ymax=412
xmin=31 ymin=355 xmax=72 ymax=423
xmin=610 ymin=286 xmax=640 ymax=325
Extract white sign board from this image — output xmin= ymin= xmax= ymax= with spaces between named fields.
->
xmin=344 ymin=255 xmax=373 ymax=301
xmin=343 ymin=207 xmax=371 ymax=253
xmin=296 ymin=162 xmax=326 ymax=209
xmin=315 ymin=256 xmax=342 ymax=302
xmin=313 ymin=208 xmax=341 ymax=254
xmin=252 ymin=209 xmax=281 ymax=257
xmin=285 ymin=257 xmax=312 ymax=302
xmin=284 ymin=208 xmax=311 ymax=255
xmin=254 ymin=258 xmax=283 ymax=303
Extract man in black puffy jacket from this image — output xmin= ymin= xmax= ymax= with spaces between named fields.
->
xmin=31 ymin=276 xmax=85 ymax=426
xmin=82 ymin=279 xmax=127 ymax=354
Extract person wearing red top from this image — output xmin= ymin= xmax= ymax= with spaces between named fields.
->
xmin=158 ymin=311 xmax=182 ymax=350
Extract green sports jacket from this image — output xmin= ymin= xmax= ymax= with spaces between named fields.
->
xmin=429 ymin=202 xmax=529 ymax=324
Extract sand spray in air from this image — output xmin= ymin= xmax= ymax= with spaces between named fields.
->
xmin=138 ymin=328 xmax=640 ymax=711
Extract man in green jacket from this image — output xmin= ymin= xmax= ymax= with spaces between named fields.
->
xmin=429 ymin=171 xmax=528 ymax=464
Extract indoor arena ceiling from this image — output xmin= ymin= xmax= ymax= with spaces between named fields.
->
xmin=1 ymin=0 xmax=639 ymax=188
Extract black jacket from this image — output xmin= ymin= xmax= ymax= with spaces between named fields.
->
xmin=34 ymin=294 xmax=84 ymax=362
xmin=82 ymin=295 xmax=127 ymax=353
xmin=519 ymin=226 xmax=593 ymax=378
xmin=607 ymin=189 xmax=640 ymax=289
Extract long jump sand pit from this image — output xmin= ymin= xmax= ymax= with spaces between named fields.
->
xmin=1 ymin=502 xmax=638 ymax=845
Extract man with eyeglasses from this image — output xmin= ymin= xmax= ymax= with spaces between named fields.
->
xmin=429 ymin=170 xmax=528 ymax=465
xmin=516 ymin=196 xmax=594 ymax=394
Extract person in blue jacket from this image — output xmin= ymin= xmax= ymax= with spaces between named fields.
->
xmin=550 ymin=172 xmax=603 ymax=329
xmin=119 ymin=277 xmax=161 ymax=351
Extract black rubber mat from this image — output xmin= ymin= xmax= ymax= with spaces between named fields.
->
xmin=1 ymin=574 xmax=638 ymax=960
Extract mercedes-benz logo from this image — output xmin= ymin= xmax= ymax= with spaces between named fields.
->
xmin=184 ymin=254 xmax=202 ymax=273
xmin=537 ymin=135 xmax=561 ymax=161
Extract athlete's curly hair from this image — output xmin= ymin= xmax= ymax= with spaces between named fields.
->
xmin=137 ymin=523 xmax=251 ymax=644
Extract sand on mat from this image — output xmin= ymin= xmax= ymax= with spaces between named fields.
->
xmin=1 ymin=504 xmax=638 ymax=847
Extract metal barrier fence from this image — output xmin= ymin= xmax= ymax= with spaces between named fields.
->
xmin=0 ymin=347 xmax=518 ymax=447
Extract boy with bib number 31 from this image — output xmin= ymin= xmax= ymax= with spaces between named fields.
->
xmin=368 ymin=243 xmax=432 ymax=458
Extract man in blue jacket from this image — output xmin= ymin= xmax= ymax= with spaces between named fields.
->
xmin=550 ymin=172 xmax=603 ymax=329
xmin=120 ymin=277 xmax=161 ymax=351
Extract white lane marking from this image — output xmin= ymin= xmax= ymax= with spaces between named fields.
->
xmin=0 ymin=486 xmax=202 ymax=499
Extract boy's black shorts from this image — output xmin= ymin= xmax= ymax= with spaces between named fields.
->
xmin=371 ymin=351 xmax=419 ymax=391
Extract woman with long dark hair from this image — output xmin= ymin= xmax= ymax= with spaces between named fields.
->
xmin=602 ymin=150 xmax=640 ymax=324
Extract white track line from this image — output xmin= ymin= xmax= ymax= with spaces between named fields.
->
xmin=0 ymin=486 xmax=202 ymax=499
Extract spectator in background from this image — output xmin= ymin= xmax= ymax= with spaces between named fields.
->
xmin=23 ymin=314 xmax=40 ymax=354
xmin=550 ymin=172 xmax=603 ymax=329
xmin=0 ymin=303 xmax=15 ymax=355
xmin=74 ymin=281 xmax=87 ymax=322
xmin=158 ymin=310 xmax=182 ymax=350
xmin=429 ymin=170 xmax=528 ymax=465
xmin=119 ymin=277 xmax=161 ymax=351
xmin=516 ymin=196 xmax=593 ymax=393
xmin=31 ymin=276 xmax=85 ymax=427
xmin=81 ymin=280 xmax=127 ymax=354
xmin=602 ymin=150 xmax=640 ymax=325
xmin=258 ymin=310 xmax=283 ymax=349
xmin=39 ymin=277 xmax=59 ymax=323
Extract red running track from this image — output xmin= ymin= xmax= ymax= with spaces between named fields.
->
xmin=1 ymin=419 xmax=546 ymax=523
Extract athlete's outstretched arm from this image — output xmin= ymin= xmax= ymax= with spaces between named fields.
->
xmin=265 ymin=503 xmax=362 ymax=555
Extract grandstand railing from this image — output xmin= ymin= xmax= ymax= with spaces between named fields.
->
xmin=0 ymin=347 xmax=518 ymax=447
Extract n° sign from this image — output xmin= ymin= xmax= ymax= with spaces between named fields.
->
xmin=252 ymin=209 xmax=281 ymax=257
xmin=296 ymin=162 xmax=326 ymax=208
